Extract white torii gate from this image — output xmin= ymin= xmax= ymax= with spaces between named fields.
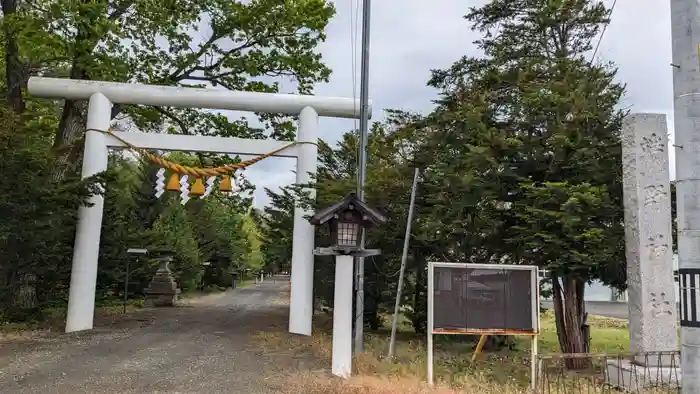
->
xmin=27 ymin=77 xmax=369 ymax=335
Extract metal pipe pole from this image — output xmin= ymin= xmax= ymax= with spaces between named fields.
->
xmin=123 ymin=259 xmax=130 ymax=314
xmin=671 ymin=0 xmax=700 ymax=391
xmin=388 ymin=168 xmax=420 ymax=359
xmin=354 ymin=0 xmax=372 ymax=353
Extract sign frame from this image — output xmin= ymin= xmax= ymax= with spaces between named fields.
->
xmin=427 ymin=262 xmax=540 ymax=390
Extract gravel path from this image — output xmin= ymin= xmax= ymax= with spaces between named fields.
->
xmin=0 ymin=278 xmax=306 ymax=394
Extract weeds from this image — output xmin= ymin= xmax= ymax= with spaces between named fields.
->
xmin=252 ymin=305 xmax=631 ymax=393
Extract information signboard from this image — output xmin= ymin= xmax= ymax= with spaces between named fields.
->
xmin=427 ymin=262 xmax=540 ymax=389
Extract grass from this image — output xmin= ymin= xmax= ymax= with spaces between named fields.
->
xmin=1 ymin=279 xmax=261 ymax=339
xmin=0 ymin=300 xmax=145 ymax=340
xmin=537 ymin=311 xmax=628 ymax=353
xmin=253 ymin=305 xmax=632 ymax=394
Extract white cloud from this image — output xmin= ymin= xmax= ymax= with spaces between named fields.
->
xmin=241 ymin=156 xmax=295 ymax=207
xmin=598 ymin=0 xmax=675 ymax=177
xmin=246 ymin=0 xmax=677 ymax=206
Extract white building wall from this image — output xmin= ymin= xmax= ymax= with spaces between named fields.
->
xmin=540 ymin=255 xmax=679 ymax=303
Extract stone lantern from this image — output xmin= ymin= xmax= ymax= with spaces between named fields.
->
xmin=144 ymin=254 xmax=181 ymax=307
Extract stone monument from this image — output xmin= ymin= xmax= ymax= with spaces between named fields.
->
xmin=606 ymin=113 xmax=680 ymax=390
xmin=144 ymin=256 xmax=181 ymax=307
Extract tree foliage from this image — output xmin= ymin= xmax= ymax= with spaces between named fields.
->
xmin=1 ymin=0 xmax=633 ymax=364
xmin=441 ymin=0 xmax=625 ymax=360
xmin=259 ymin=187 xmax=295 ymax=274
xmin=0 ymin=0 xmax=331 ymax=319
xmin=4 ymin=0 xmax=335 ymax=178
xmin=0 ymin=101 xmax=102 ymax=318
xmin=259 ymin=0 xmax=626 ymax=358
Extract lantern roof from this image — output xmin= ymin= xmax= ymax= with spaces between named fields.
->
xmin=148 ymin=247 xmax=176 ymax=260
xmin=309 ymin=192 xmax=387 ymax=227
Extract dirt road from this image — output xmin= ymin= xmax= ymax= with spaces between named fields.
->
xmin=0 ymin=278 xmax=309 ymax=394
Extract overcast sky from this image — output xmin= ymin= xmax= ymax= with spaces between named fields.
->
xmin=243 ymin=0 xmax=675 ymax=208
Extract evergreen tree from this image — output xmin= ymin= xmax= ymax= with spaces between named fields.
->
xmin=0 ymin=103 xmax=101 ymax=318
xmin=259 ymin=187 xmax=296 ymax=274
xmin=425 ymin=0 xmax=624 ymax=362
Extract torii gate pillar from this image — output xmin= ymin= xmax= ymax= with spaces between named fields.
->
xmin=288 ymin=106 xmax=318 ymax=336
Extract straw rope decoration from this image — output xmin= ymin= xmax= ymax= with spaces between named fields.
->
xmin=91 ymin=128 xmax=315 ymax=204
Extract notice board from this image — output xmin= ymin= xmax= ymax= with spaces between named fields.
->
xmin=428 ymin=262 xmax=539 ymax=335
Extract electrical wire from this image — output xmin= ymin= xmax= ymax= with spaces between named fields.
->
xmin=589 ymin=0 xmax=617 ymax=64
xmin=370 ymin=255 xmax=402 ymax=278
xmin=350 ymin=0 xmax=361 ymax=183
xmin=350 ymin=0 xmax=360 ymax=104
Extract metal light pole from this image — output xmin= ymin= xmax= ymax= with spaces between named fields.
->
xmin=354 ymin=0 xmax=372 ymax=353
xmin=670 ymin=0 xmax=700 ymax=391
xmin=388 ymin=168 xmax=420 ymax=359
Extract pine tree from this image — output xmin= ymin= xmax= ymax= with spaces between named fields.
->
xmin=426 ymin=0 xmax=625 ymax=364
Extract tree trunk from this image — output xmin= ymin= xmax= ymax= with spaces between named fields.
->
xmin=51 ymin=71 xmax=126 ymax=181
xmin=575 ymin=277 xmax=590 ymax=352
xmin=411 ymin=248 xmax=427 ymax=334
xmin=50 ymin=0 xmax=109 ymax=181
xmin=51 ymin=63 xmax=89 ymax=181
xmin=551 ymin=273 xmax=589 ymax=370
xmin=551 ymin=274 xmax=567 ymax=349
xmin=1 ymin=0 xmax=25 ymax=113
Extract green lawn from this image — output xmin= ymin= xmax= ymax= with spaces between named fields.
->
xmin=536 ymin=310 xmax=628 ymax=353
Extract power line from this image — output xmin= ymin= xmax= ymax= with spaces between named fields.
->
xmin=350 ymin=0 xmax=360 ymax=106
xmin=349 ymin=0 xmax=361 ymax=182
xmin=589 ymin=0 xmax=618 ymax=64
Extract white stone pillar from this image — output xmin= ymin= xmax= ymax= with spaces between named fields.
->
xmin=607 ymin=114 xmax=678 ymax=390
xmin=65 ymin=93 xmax=112 ymax=333
xmin=332 ymin=255 xmax=354 ymax=378
xmin=621 ymin=114 xmax=678 ymax=358
xmin=289 ymin=106 xmax=318 ymax=336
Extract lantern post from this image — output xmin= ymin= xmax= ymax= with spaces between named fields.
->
xmin=308 ymin=193 xmax=387 ymax=378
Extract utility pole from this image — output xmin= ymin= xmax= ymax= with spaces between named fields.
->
xmin=388 ymin=168 xmax=420 ymax=359
xmin=670 ymin=0 xmax=700 ymax=392
xmin=354 ymin=0 xmax=372 ymax=353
